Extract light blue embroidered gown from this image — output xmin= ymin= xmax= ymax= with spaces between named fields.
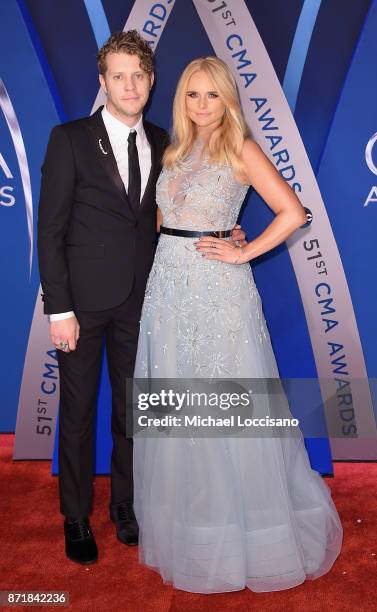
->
xmin=133 ymin=140 xmax=343 ymax=593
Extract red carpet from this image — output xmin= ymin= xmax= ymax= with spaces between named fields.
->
xmin=0 ymin=434 xmax=376 ymax=611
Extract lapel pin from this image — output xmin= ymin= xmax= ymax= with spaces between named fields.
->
xmin=98 ymin=138 xmax=108 ymax=155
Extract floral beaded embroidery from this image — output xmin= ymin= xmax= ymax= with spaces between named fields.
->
xmin=135 ymin=140 xmax=272 ymax=379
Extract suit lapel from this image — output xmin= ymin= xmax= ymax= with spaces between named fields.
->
xmin=87 ymin=107 xmax=132 ymax=208
xmin=87 ymin=109 xmax=161 ymax=215
xmin=139 ymin=121 xmax=159 ymax=211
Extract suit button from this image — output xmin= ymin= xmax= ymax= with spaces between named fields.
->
xmin=134 ymin=221 xmax=139 ymax=229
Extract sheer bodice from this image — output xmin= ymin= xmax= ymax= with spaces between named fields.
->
xmin=156 ymin=139 xmax=249 ymax=231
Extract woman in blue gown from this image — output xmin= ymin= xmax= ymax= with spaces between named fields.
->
xmin=133 ymin=56 xmax=343 ymax=594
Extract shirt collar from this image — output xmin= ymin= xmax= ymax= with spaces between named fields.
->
xmin=102 ymin=105 xmax=147 ymax=145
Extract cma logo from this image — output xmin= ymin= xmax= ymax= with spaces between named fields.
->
xmin=364 ymin=132 xmax=377 ymax=207
xmin=0 ymin=151 xmax=15 ymax=207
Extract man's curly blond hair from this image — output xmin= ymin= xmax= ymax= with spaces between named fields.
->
xmin=97 ymin=30 xmax=154 ymax=76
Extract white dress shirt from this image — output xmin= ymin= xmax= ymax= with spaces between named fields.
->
xmin=50 ymin=105 xmax=152 ymax=322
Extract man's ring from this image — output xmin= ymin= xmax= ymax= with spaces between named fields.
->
xmin=59 ymin=341 xmax=69 ymax=351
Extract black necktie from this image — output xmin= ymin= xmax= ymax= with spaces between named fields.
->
xmin=127 ymin=130 xmax=141 ymax=210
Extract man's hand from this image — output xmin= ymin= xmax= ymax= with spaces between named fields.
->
xmin=51 ymin=315 xmax=80 ymax=352
xmin=231 ymin=224 xmax=247 ymax=247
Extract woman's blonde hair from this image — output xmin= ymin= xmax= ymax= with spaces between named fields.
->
xmin=163 ymin=56 xmax=250 ymax=176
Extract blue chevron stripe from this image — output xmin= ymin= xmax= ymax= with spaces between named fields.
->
xmin=83 ymin=0 xmax=111 ymax=48
xmin=283 ymin=0 xmax=322 ymax=112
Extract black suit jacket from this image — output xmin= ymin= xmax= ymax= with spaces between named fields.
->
xmin=37 ymin=107 xmax=169 ymax=313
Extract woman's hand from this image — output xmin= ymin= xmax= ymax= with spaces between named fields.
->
xmin=195 ymin=236 xmax=248 ymax=264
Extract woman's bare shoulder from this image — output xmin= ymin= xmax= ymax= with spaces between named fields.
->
xmin=233 ymin=138 xmax=262 ymax=186
xmin=241 ymin=137 xmax=262 ymax=159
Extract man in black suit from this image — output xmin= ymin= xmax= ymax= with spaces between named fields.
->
xmin=38 ymin=31 xmax=169 ymax=564
xmin=38 ymin=30 xmax=245 ymax=565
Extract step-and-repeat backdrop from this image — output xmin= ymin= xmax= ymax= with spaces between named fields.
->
xmin=1 ymin=0 xmax=377 ymax=471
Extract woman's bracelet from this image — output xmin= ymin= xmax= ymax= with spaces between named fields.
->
xmin=233 ymin=246 xmax=245 ymax=264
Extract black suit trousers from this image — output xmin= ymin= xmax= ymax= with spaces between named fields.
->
xmin=57 ymin=275 xmax=145 ymax=521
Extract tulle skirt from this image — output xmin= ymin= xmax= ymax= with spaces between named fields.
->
xmin=133 ymin=235 xmax=343 ymax=593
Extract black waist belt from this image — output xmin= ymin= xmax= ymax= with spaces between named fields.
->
xmin=160 ymin=226 xmax=232 ymax=238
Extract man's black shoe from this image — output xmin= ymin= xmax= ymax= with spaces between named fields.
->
xmin=110 ymin=501 xmax=139 ymax=546
xmin=64 ymin=519 xmax=98 ymax=564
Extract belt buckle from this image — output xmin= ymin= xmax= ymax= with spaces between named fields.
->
xmin=211 ymin=230 xmax=220 ymax=238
